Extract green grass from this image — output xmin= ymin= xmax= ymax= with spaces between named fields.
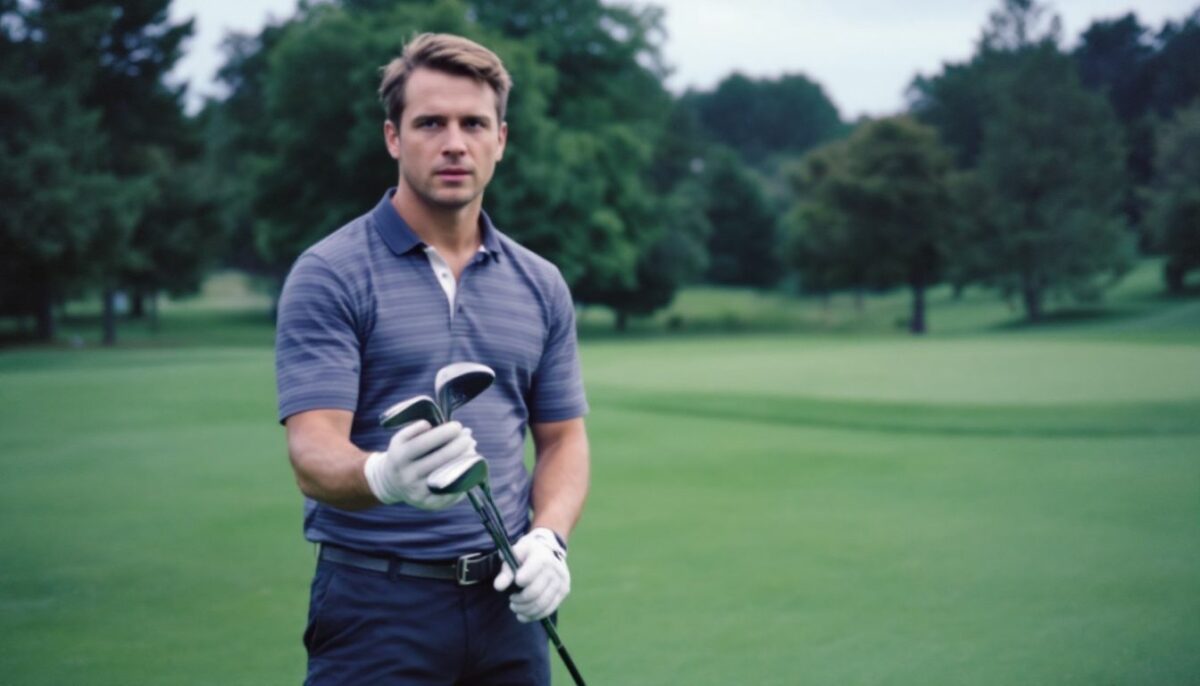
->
xmin=1 ymin=261 xmax=1198 ymax=684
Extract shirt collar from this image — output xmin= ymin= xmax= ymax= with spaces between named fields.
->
xmin=372 ymin=188 xmax=502 ymax=260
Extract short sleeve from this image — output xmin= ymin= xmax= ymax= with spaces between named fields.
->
xmin=527 ymin=271 xmax=588 ymax=423
xmin=275 ymin=253 xmax=364 ymax=423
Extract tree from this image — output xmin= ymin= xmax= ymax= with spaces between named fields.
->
xmin=57 ymin=0 xmax=199 ymax=344
xmin=468 ymin=0 xmax=683 ymax=323
xmin=584 ymin=179 xmax=710 ymax=330
xmin=909 ymin=0 xmax=1061 ymax=167
xmin=204 ymin=20 xmax=293 ymax=278
xmin=1075 ymin=13 xmax=1155 ymax=123
xmin=908 ymin=61 xmax=993 ymax=168
xmin=910 ymin=0 xmax=1135 ymax=321
xmin=0 ymin=1 xmax=201 ymax=344
xmin=974 ymin=44 xmax=1134 ymax=320
xmin=784 ymin=141 xmax=867 ymax=301
xmin=1146 ymin=11 xmax=1200 ymax=117
xmin=684 ymin=72 xmax=844 ymax=168
xmin=209 ymin=0 xmax=685 ymax=326
xmin=1148 ymin=102 xmax=1200 ymax=292
xmin=0 ymin=2 xmax=141 ymax=341
xmin=1073 ymin=13 xmax=1156 ymax=231
xmin=785 ymin=118 xmax=956 ymax=334
xmin=700 ymin=149 xmax=783 ymax=288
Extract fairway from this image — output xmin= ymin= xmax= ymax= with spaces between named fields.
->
xmin=2 ymin=305 xmax=1199 ymax=684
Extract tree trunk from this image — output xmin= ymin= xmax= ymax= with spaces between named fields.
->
xmin=35 ymin=290 xmax=56 ymax=342
xmin=1021 ymin=282 xmax=1043 ymax=322
xmin=1164 ymin=261 xmax=1185 ymax=294
xmin=131 ymin=287 xmax=146 ymax=318
xmin=614 ymin=309 xmax=628 ymax=332
xmin=148 ymin=291 xmax=159 ymax=333
xmin=910 ymin=281 xmax=927 ymax=335
xmin=102 ymin=287 xmax=117 ymax=346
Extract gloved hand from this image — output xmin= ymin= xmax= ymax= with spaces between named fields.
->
xmin=364 ymin=420 xmax=477 ymax=509
xmin=493 ymin=527 xmax=570 ymax=623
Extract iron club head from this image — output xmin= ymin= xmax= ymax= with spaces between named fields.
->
xmin=379 ymin=395 xmax=444 ymax=429
xmin=426 ymin=454 xmax=489 ymax=495
xmin=434 ymin=362 xmax=495 ymax=419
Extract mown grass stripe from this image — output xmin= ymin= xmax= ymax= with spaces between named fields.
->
xmin=591 ymin=388 xmax=1200 ymax=438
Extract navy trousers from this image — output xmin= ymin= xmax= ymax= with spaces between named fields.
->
xmin=304 ymin=557 xmax=550 ymax=685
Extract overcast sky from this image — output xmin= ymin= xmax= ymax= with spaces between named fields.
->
xmin=169 ymin=0 xmax=1198 ymax=118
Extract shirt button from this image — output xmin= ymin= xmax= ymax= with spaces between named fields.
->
xmin=440 ymin=272 xmax=449 ymax=279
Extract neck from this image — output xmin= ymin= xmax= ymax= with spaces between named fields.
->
xmin=392 ymin=182 xmax=483 ymax=255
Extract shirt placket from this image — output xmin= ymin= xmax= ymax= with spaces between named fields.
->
xmin=452 ymin=253 xmax=488 ymax=328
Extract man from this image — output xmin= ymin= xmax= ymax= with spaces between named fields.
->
xmin=275 ymin=33 xmax=590 ymax=685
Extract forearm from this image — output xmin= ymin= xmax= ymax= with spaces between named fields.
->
xmin=529 ymin=420 xmax=590 ymax=543
xmin=286 ymin=411 xmax=378 ymax=510
xmin=290 ymin=443 xmax=377 ymax=510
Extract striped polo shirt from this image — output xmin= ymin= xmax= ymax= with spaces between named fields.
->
xmin=275 ymin=189 xmax=588 ymax=560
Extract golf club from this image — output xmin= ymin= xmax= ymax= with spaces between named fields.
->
xmin=379 ymin=363 xmax=583 ymax=683
xmin=426 ymin=453 xmax=489 ymax=495
xmin=379 ymin=395 xmax=444 ymax=429
xmin=464 ymin=489 xmax=587 ymax=686
xmin=425 ymin=457 xmax=586 ymax=686
xmin=434 ymin=362 xmax=495 ymax=419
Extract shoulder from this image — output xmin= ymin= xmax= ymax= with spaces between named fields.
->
xmin=302 ymin=211 xmax=378 ymax=275
xmin=492 ymin=228 xmax=570 ymax=294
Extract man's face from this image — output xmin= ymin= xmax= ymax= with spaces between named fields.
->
xmin=385 ymin=68 xmax=507 ymax=211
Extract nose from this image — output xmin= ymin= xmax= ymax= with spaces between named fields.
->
xmin=442 ymin=123 xmax=467 ymax=157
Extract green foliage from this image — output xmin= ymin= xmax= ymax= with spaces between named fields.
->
xmin=699 ymin=149 xmax=783 ymax=288
xmin=464 ymin=0 xmax=681 ymax=320
xmin=0 ymin=1 xmax=204 ymax=343
xmin=207 ymin=0 xmax=687 ymax=324
xmin=0 ymin=3 xmax=142 ymax=338
xmin=909 ymin=0 xmax=1061 ymax=167
xmin=1148 ymin=102 xmax=1200 ymax=292
xmin=684 ymin=72 xmax=844 ymax=168
xmin=910 ymin=0 xmax=1136 ymax=322
xmin=1072 ymin=10 xmax=1200 ymax=236
xmin=785 ymin=117 xmax=956 ymax=333
xmin=1146 ymin=11 xmax=1200 ymax=117
xmin=973 ymin=44 xmax=1134 ymax=319
xmin=1074 ymin=13 xmax=1154 ymax=125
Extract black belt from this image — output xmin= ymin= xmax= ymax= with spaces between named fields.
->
xmin=319 ymin=544 xmax=501 ymax=586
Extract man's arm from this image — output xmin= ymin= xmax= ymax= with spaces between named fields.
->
xmin=286 ymin=409 xmax=479 ymax=511
xmin=492 ymin=416 xmax=589 ymax=622
xmin=529 ymin=417 xmax=590 ymax=543
xmin=285 ymin=409 xmax=377 ymax=510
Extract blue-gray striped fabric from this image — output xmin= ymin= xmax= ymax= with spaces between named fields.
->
xmin=275 ymin=189 xmax=588 ymax=560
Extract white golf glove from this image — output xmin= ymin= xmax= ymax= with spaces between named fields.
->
xmin=493 ymin=527 xmax=570 ymax=623
xmin=364 ymin=420 xmax=477 ymax=509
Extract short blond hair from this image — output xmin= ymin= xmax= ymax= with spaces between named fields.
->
xmin=378 ymin=33 xmax=512 ymax=125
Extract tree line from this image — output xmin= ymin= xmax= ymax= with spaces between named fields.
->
xmin=2 ymin=0 xmax=1198 ymax=342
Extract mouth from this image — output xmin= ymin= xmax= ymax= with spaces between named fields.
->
xmin=435 ymin=168 xmax=472 ymax=180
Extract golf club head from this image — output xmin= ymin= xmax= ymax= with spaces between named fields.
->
xmin=379 ymin=395 xmax=444 ymax=429
xmin=427 ymin=454 xmax=489 ymax=495
xmin=434 ymin=362 xmax=495 ymax=419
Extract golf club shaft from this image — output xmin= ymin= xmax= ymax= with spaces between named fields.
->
xmin=465 ymin=491 xmax=587 ymax=686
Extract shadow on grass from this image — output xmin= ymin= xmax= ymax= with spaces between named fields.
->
xmin=989 ymin=306 xmax=1142 ymax=331
xmin=1 ymin=309 xmax=276 ymax=351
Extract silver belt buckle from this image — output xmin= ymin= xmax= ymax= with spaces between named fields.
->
xmin=456 ymin=552 xmax=485 ymax=586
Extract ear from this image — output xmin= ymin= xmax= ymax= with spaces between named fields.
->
xmin=496 ymin=121 xmax=508 ymax=162
xmin=384 ymin=119 xmax=401 ymax=160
